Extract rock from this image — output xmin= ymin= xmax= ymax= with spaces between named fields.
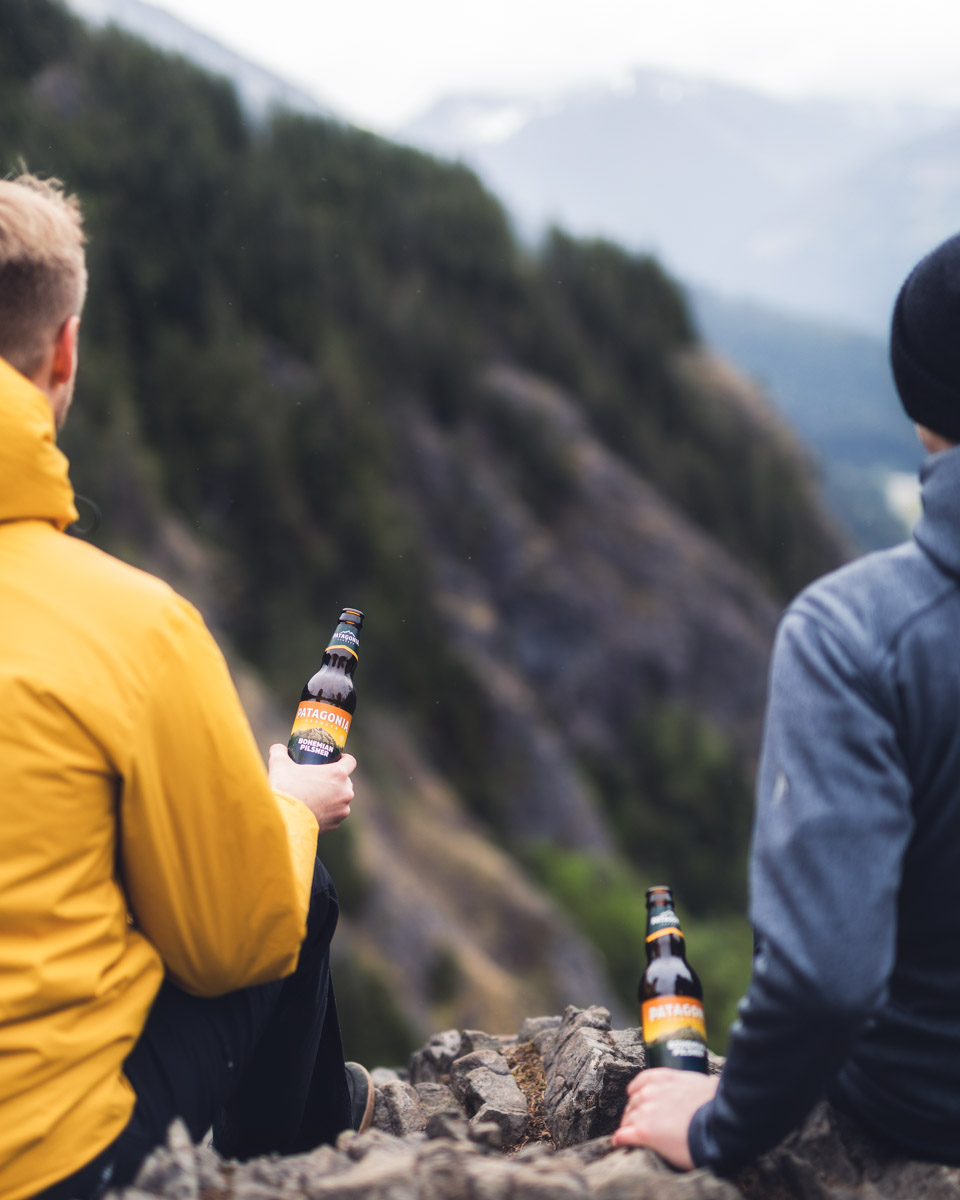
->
xmin=115 ymin=1016 xmax=960 ymax=1200
xmin=276 ymin=1145 xmax=354 ymax=1197
xmin=236 ymin=1157 xmax=290 ymax=1184
xmin=414 ymin=1082 xmax=462 ymax=1123
xmin=299 ymin=1146 xmax=419 ymax=1199
xmin=374 ymin=1080 xmax=428 ymax=1138
xmin=552 ymin=1137 xmax=620 ymax=1169
xmin=582 ymin=1149 xmax=741 ymax=1199
xmin=425 ymin=1110 xmax=503 ymax=1152
xmin=413 ymin=1140 xmax=473 ymax=1200
xmin=232 ymin=1179 xmax=288 ymax=1200
xmin=448 ymin=1048 xmax=512 ymax=1089
xmin=231 ymin=1155 xmax=316 ymax=1200
xmin=341 ymin=1128 xmax=417 ymax=1162
xmin=543 ymin=1006 xmax=643 ymax=1148
xmin=423 ymin=1113 xmax=466 ymax=1142
xmin=415 ymin=1138 xmax=589 ymax=1200
xmin=289 ymin=1144 xmax=352 ymax=1178
xmin=409 ymin=1030 xmax=463 ymax=1084
xmin=448 ymin=1048 xmax=529 ymax=1148
xmin=133 ymin=1120 xmax=199 ymax=1200
xmin=372 ymin=1067 xmax=409 ymax=1086
xmin=459 ymin=1154 xmax=524 ymax=1200
xmin=414 ymin=1138 xmax=499 ymax=1200
xmin=193 ymin=1143 xmax=225 ymax=1193
xmin=508 ymin=1158 xmax=591 ymax=1199
xmin=518 ymin=1015 xmax=563 ymax=1049
xmin=455 ymin=1153 xmax=564 ymax=1200
xmin=511 ymin=1141 xmax=556 ymax=1163
xmin=460 ymin=1030 xmax=511 ymax=1057
xmin=607 ymin=1026 xmax=645 ymax=1067
xmin=739 ymin=1101 xmax=960 ymax=1200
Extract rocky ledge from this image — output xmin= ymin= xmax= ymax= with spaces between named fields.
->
xmin=120 ymin=1006 xmax=960 ymax=1200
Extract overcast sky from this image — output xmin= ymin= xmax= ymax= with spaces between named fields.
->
xmin=141 ymin=0 xmax=960 ymax=131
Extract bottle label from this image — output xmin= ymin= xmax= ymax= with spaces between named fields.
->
xmin=647 ymin=908 xmax=681 ymax=932
xmin=641 ymin=995 xmax=709 ymax=1072
xmin=328 ymin=625 xmax=360 ymax=658
xmin=288 ymin=701 xmax=352 ymax=761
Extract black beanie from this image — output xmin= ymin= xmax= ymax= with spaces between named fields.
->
xmin=890 ymin=232 xmax=960 ymax=442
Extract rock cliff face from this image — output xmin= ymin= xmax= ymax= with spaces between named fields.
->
xmin=409 ymin=359 xmax=790 ymax=850
xmin=121 ymin=1007 xmax=960 ymax=1200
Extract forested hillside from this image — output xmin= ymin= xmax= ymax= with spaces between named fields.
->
xmin=1 ymin=0 xmax=848 ymax=1062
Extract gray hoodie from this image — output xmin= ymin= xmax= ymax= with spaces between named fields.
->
xmin=690 ymin=445 xmax=960 ymax=1173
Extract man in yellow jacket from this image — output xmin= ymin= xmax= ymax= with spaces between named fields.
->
xmin=0 ymin=175 xmax=373 ymax=1200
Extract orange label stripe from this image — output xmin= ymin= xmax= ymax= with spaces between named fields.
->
xmin=326 ymin=643 xmax=358 ymax=660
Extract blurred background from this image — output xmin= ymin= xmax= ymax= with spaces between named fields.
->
xmin=3 ymin=0 xmax=955 ymax=1066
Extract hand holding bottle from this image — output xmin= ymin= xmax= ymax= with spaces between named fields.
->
xmin=613 ymin=1069 xmax=719 ymax=1168
xmin=268 ymin=744 xmax=356 ymax=832
xmin=616 ymin=884 xmax=714 ymax=1168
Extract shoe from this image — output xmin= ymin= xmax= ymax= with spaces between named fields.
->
xmin=345 ymin=1061 xmax=375 ymax=1134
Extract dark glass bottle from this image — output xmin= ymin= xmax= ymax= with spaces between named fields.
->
xmin=287 ymin=609 xmax=363 ymax=764
xmin=638 ymin=885 xmax=709 ymax=1073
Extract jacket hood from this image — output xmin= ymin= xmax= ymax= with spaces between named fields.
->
xmin=913 ymin=444 xmax=960 ymax=580
xmin=0 ymin=355 xmax=78 ymax=530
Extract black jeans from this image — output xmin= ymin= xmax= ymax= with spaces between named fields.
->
xmin=34 ymin=858 xmax=351 ymax=1200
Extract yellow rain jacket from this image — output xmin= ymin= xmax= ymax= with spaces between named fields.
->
xmin=0 ymin=357 xmax=319 ymax=1200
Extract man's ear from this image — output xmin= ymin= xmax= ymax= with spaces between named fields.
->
xmin=51 ymin=315 xmax=80 ymax=386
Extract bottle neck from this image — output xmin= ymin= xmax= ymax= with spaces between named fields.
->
xmin=324 ymin=621 xmax=361 ymax=673
xmin=322 ymin=648 xmax=357 ymax=676
xmin=645 ymin=898 xmax=687 ymax=961
xmin=645 ymin=926 xmax=687 ymax=961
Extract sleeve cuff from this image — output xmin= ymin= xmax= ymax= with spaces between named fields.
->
xmin=688 ymin=1098 xmax=721 ymax=1172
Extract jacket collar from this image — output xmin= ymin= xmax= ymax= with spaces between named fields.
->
xmin=0 ymin=355 xmax=78 ymax=531
xmin=913 ymin=445 xmax=960 ymax=580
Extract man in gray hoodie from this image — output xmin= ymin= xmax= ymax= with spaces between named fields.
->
xmin=615 ymin=232 xmax=960 ymax=1174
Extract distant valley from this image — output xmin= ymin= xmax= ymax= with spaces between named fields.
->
xmin=689 ymin=289 xmax=923 ymax=550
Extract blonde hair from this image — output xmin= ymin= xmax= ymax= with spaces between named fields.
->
xmin=0 ymin=172 xmax=88 ymax=378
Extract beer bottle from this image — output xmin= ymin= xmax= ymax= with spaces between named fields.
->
xmin=638 ymin=885 xmax=709 ymax=1073
xmin=287 ymin=608 xmax=364 ymax=764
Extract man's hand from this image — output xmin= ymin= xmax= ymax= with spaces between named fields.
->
xmin=268 ymin=744 xmax=356 ymax=833
xmin=612 ymin=1068 xmax=719 ymax=1170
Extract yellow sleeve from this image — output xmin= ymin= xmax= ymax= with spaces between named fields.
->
xmin=272 ymin=790 xmax=320 ymax=916
xmin=119 ymin=594 xmax=319 ymax=996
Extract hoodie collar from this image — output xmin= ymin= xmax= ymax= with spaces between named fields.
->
xmin=913 ymin=444 xmax=960 ymax=580
xmin=0 ymin=355 xmax=78 ymax=531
